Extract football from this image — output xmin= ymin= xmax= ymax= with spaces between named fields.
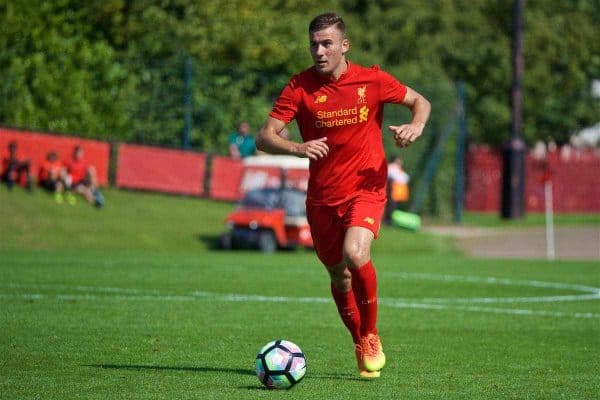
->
xmin=255 ymin=339 xmax=306 ymax=389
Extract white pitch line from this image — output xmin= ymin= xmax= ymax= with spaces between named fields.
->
xmin=379 ymin=272 xmax=600 ymax=304
xmin=2 ymin=273 xmax=599 ymax=319
xmin=0 ymin=293 xmax=198 ymax=302
xmin=380 ymin=272 xmax=600 ymax=294
xmin=192 ymin=291 xmax=331 ymax=304
xmin=407 ymin=293 xmax=600 ymax=304
xmin=1 ymin=291 xmax=599 ymax=319
xmin=0 ymin=283 xmax=158 ymax=295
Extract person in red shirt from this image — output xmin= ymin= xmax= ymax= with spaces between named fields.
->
xmin=256 ymin=12 xmax=431 ymax=379
xmin=38 ymin=151 xmax=74 ymax=204
xmin=64 ymin=145 xmax=104 ymax=207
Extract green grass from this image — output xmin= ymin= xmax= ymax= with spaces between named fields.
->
xmin=1 ymin=186 xmax=599 ymax=399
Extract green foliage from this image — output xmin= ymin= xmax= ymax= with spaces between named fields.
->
xmin=1 ymin=0 xmax=598 ymax=216
xmin=2 ymin=0 xmax=598 ymax=147
xmin=0 ymin=0 xmax=135 ymax=137
xmin=350 ymin=0 xmax=599 ymax=146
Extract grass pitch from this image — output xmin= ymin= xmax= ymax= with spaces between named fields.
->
xmin=1 ymin=186 xmax=599 ymax=399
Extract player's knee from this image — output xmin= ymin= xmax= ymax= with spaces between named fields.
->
xmin=331 ymin=276 xmax=351 ymax=292
xmin=343 ymin=244 xmax=370 ymax=269
xmin=328 ymin=265 xmax=352 ymax=291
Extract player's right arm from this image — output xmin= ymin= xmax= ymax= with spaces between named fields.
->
xmin=256 ymin=116 xmax=329 ymax=160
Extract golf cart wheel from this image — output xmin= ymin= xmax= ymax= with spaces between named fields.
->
xmin=258 ymin=230 xmax=277 ymax=253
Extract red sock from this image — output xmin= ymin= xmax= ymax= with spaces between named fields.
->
xmin=350 ymin=260 xmax=378 ymax=336
xmin=330 ymin=283 xmax=361 ymax=344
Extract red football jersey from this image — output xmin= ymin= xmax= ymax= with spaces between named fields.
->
xmin=270 ymin=62 xmax=407 ymax=205
xmin=65 ymin=158 xmax=88 ymax=185
xmin=38 ymin=159 xmax=63 ymax=182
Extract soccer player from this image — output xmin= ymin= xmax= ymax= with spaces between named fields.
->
xmin=256 ymin=12 xmax=431 ymax=378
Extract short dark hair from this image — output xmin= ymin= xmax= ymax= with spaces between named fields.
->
xmin=309 ymin=12 xmax=346 ymax=37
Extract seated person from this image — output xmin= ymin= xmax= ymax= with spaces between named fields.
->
xmin=1 ymin=141 xmax=33 ymax=191
xmin=64 ymin=145 xmax=104 ymax=207
xmin=228 ymin=122 xmax=256 ymax=159
xmin=38 ymin=151 xmax=73 ymax=204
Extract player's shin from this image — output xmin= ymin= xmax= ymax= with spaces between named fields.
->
xmin=330 ymin=283 xmax=361 ymax=344
xmin=350 ymin=260 xmax=378 ymax=336
xmin=351 ymin=260 xmax=386 ymax=372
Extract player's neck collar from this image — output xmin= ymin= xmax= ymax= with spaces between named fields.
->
xmin=315 ymin=60 xmax=352 ymax=83
xmin=335 ymin=60 xmax=351 ymax=81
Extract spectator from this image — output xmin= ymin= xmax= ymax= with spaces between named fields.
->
xmin=384 ymin=156 xmax=410 ymax=224
xmin=64 ymin=145 xmax=104 ymax=207
xmin=228 ymin=122 xmax=256 ymax=159
xmin=1 ymin=141 xmax=33 ymax=191
xmin=38 ymin=151 xmax=75 ymax=204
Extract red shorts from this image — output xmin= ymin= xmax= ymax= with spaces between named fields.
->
xmin=307 ymin=195 xmax=386 ymax=267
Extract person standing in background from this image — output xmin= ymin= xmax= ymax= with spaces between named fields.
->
xmin=384 ymin=156 xmax=410 ymax=224
xmin=228 ymin=122 xmax=256 ymax=159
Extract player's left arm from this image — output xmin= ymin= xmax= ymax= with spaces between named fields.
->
xmin=389 ymin=87 xmax=431 ymax=148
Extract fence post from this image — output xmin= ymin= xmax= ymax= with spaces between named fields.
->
xmin=454 ymin=81 xmax=468 ymax=223
xmin=183 ymin=56 xmax=193 ymax=150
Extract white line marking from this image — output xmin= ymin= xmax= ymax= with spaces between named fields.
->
xmin=2 ymin=273 xmax=599 ymax=319
xmin=410 ymin=294 xmax=600 ymax=304
xmin=380 ymin=272 xmax=600 ymax=294
xmin=379 ymin=272 xmax=600 ymax=304
xmin=0 ymin=283 xmax=158 ymax=295
xmin=1 ymin=291 xmax=599 ymax=319
xmin=0 ymin=293 xmax=198 ymax=302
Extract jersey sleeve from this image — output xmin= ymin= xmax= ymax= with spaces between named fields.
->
xmin=376 ymin=68 xmax=407 ymax=104
xmin=269 ymin=76 xmax=301 ymax=124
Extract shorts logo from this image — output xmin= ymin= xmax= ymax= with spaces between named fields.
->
xmin=363 ymin=217 xmax=375 ymax=225
xmin=315 ymin=95 xmax=327 ymax=104
xmin=357 ymin=85 xmax=367 ymax=104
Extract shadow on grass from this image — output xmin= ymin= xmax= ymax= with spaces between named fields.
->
xmin=196 ymin=234 xmax=222 ymax=250
xmin=237 ymin=373 xmax=367 ymax=391
xmin=86 ymin=364 xmax=366 ymax=385
xmin=306 ymin=373 xmax=367 ymax=382
xmin=196 ymin=233 xmax=307 ymax=253
xmin=84 ymin=363 xmax=255 ymax=376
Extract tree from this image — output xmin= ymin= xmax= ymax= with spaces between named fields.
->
xmin=0 ymin=0 xmax=134 ymax=138
xmin=0 ymin=0 xmax=598 ymax=149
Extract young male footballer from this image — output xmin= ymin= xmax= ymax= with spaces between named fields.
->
xmin=256 ymin=12 xmax=431 ymax=378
